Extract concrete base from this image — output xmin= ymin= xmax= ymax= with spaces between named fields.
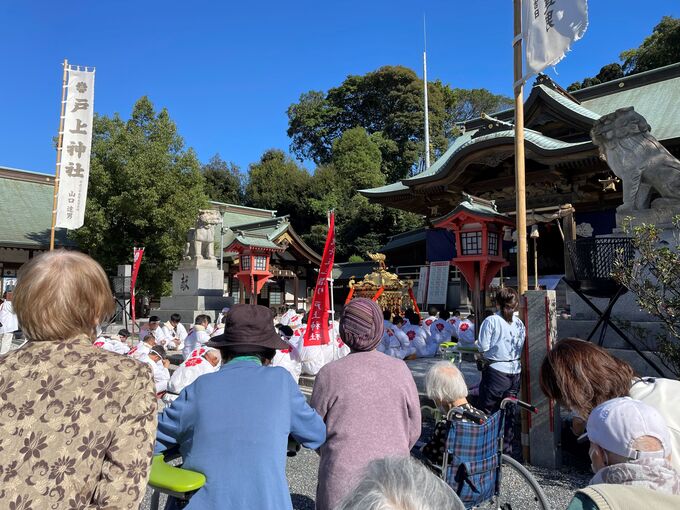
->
xmin=556 ymin=318 xmax=671 ymax=377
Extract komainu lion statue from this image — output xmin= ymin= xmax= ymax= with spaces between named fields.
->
xmin=591 ymin=107 xmax=680 ymax=212
xmin=184 ymin=209 xmax=222 ymax=261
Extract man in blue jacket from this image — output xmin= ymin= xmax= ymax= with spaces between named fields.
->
xmin=155 ymin=304 xmax=326 ymax=510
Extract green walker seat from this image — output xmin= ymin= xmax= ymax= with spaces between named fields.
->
xmin=148 ymin=454 xmax=206 ymax=509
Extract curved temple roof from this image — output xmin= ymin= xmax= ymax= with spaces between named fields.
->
xmin=361 ymin=63 xmax=680 ymax=203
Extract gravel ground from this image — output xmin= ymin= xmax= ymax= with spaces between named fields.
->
xmin=141 ymin=439 xmax=591 ymax=510
xmin=140 ymin=357 xmax=592 ymax=509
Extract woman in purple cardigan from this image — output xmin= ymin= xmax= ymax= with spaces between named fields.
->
xmin=311 ymin=298 xmax=422 ymax=510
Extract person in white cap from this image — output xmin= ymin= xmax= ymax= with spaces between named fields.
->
xmin=567 ymin=397 xmax=680 ymax=509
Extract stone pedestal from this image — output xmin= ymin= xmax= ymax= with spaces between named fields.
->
xmin=525 ymin=290 xmax=562 ymax=468
xmin=156 ymin=259 xmax=232 ymax=324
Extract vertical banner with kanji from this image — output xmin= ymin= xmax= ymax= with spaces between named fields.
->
xmin=130 ymin=247 xmax=144 ymax=328
xmin=55 ymin=66 xmax=95 ymax=229
xmin=522 ymin=0 xmax=588 ymax=81
xmin=303 ymin=212 xmax=335 ymax=347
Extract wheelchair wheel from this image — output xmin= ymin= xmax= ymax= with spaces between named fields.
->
xmin=489 ymin=454 xmax=550 ymax=510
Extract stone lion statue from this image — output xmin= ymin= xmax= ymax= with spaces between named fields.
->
xmin=591 ymin=107 xmax=680 ymax=213
xmin=184 ymin=209 xmax=222 ymax=261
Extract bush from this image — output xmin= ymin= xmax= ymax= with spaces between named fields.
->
xmin=613 ymin=217 xmax=680 ymax=377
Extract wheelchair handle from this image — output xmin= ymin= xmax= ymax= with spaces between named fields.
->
xmin=445 ymin=406 xmax=486 ymax=425
xmin=500 ymin=397 xmax=538 ymax=414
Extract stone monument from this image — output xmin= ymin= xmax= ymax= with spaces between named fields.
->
xmin=156 ymin=209 xmax=232 ymax=323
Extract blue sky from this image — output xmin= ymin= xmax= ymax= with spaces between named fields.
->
xmin=1 ymin=1 xmax=679 ymax=175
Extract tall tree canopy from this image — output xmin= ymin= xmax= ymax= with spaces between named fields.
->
xmin=287 ymin=66 xmax=511 ymax=183
xmin=71 ymin=97 xmax=207 ymax=297
xmin=244 ymin=149 xmax=312 ymax=232
xmin=202 ymin=154 xmax=244 ymax=204
xmin=568 ymin=16 xmax=680 ymax=91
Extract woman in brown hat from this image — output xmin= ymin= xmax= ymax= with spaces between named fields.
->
xmin=155 ymin=304 xmax=326 ymax=510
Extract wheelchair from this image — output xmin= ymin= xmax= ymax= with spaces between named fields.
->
xmin=425 ymin=397 xmax=550 ymax=510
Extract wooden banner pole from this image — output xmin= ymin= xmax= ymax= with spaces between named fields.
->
xmin=49 ymin=59 xmax=69 ymax=250
xmin=513 ymin=0 xmax=531 ymax=463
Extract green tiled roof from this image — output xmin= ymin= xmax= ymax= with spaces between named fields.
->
xmin=580 ymin=76 xmax=680 ymax=141
xmin=536 ymin=84 xmax=601 ymax=121
xmin=0 ymin=173 xmax=69 ymax=248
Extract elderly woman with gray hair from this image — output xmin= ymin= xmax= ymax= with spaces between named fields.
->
xmin=421 ymin=361 xmax=486 ymax=472
xmin=337 ymin=456 xmax=465 ymax=510
xmin=311 ymin=298 xmax=422 ymax=510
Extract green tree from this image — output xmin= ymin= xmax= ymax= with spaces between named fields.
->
xmin=203 ymin=154 xmax=244 ymax=204
xmin=621 ymin=16 xmax=680 ymax=75
xmin=567 ymin=16 xmax=680 ymax=92
xmin=288 ymin=67 xmax=510 ymax=182
xmin=71 ymin=97 xmax=207 ymax=297
xmin=302 ymin=127 xmax=423 ymax=259
xmin=437 ymin=85 xmax=514 ymax=136
xmin=244 ymin=149 xmax=312 ymax=231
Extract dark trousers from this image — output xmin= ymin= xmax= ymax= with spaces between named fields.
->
xmin=477 ymin=366 xmax=521 ymax=455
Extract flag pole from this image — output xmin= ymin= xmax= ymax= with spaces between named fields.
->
xmin=513 ymin=2 xmax=528 ymax=296
xmin=50 ymin=59 xmax=69 ymax=250
xmin=513 ymin=0 xmax=531 ymax=463
xmin=327 ymin=210 xmax=336 ymax=357
xmin=423 ymin=15 xmax=431 ymax=169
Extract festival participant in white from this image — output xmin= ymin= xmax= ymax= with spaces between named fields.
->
xmin=429 ymin=310 xmax=455 ymax=346
xmin=457 ymin=313 xmax=476 ymax=347
xmin=477 ymin=289 xmax=525 ymax=454
xmin=166 ymin=348 xmax=221 ymax=400
xmin=139 ymin=345 xmax=171 ymax=394
xmin=139 ymin=315 xmax=175 ymax=349
xmin=422 ymin=306 xmax=439 ymax=340
xmin=0 ymin=290 xmax=19 ymax=355
xmin=216 ymin=306 xmax=230 ymax=325
xmin=182 ymin=314 xmax=211 ymax=359
xmin=272 ymin=325 xmax=302 ymax=383
xmin=447 ymin=309 xmax=462 ymax=336
xmin=128 ymin=334 xmax=156 ymax=360
xmin=93 ymin=328 xmax=131 ymax=355
xmin=403 ymin=310 xmax=435 ymax=358
xmin=162 ymin=313 xmax=188 ymax=347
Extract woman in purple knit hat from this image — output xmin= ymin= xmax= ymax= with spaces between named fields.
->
xmin=311 ymin=298 xmax=422 ymax=510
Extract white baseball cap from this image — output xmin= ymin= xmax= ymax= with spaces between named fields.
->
xmin=583 ymin=397 xmax=671 ymax=460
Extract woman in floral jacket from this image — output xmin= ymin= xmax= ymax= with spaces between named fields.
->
xmin=0 ymin=250 xmax=158 ymax=510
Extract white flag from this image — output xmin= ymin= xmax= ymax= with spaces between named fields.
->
xmin=522 ymin=0 xmax=588 ymax=81
xmin=55 ymin=66 xmax=95 ymax=229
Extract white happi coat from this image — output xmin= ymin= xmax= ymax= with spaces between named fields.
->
xmin=139 ymin=325 xmax=175 ymax=350
xmin=272 ymin=333 xmax=303 ymax=383
xmin=447 ymin=316 xmax=461 ymax=340
xmin=378 ymin=320 xmax=415 ymax=359
xmin=167 ymin=354 xmax=219 ymax=395
xmin=162 ymin=321 xmax=188 ymax=346
xmin=422 ymin=315 xmax=437 ymax=340
xmin=128 ymin=341 xmax=152 ymax=360
xmin=429 ymin=318 xmax=454 ymax=346
xmin=402 ymin=324 xmax=434 ymax=358
xmin=457 ymin=318 xmax=476 ymax=347
xmin=93 ymin=336 xmax=130 ymax=355
xmin=182 ymin=325 xmax=211 ymax=360
xmin=139 ymin=353 xmax=171 ymax=394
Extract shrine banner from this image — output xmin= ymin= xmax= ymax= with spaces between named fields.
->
xmin=56 ymin=65 xmax=95 ymax=229
xmin=522 ymin=0 xmax=588 ymax=81
xmin=303 ymin=212 xmax=335 ymax=347
xmin=130 ymin=247 xmax=144 ymax=326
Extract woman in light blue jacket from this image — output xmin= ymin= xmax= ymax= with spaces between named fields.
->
xmin=155 ymin=304 xmax=326 ymax=510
